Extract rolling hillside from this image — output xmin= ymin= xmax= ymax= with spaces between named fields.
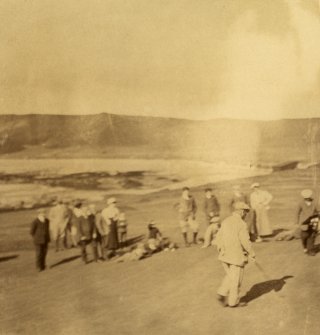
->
xmin=0 ymin=114 xmax=319 ymax=164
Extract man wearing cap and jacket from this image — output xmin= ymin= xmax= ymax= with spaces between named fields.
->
xmin=203 ymin=188 xmax=220 ymax=225
xmin=215 ymin=202 xmax=255 ymax=307
xmin=176 ymin=187 xmax=198 ymax=246
xmin=76 ymin=206 xmax=99 ymax=264
xmin=296 ymin=189 xmax=319 ymax=255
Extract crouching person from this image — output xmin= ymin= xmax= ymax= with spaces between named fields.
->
xmin=300 ymin=214 xmax=319 ymax=256
xmin=215 ymin=202 xmax=255 ymax=307
xmin=296 ymin=189 xmax=319 ymax=256
xmin=77 ymin=206 xmax=99 ymax=264
xmin=201 ymin=216 xmax=220 ymax=248
xmin=30 ymin=209 xmax=50 ymax=272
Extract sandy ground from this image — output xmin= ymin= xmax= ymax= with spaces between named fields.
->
xmin=1 ymin=239 xmax=320 ymax=335
xmin=1 ymin=167 xmax=320 ymax=335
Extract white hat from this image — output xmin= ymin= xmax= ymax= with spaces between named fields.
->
xmin=107 ymin=197 xmax=117 ymax=205
xmin=301 ymin=189 xmax=313 ymax=199
xmin=234 ymin=202 xmax=250 ymax=210
xmin=251 ymin=182 xmax=260 ymax=189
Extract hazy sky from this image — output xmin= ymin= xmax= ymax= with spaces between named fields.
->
xmin=0 ymin=0 xmax=320 ymax=120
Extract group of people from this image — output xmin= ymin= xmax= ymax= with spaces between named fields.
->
xmin=30 ymin=181 xmax=320 ymax=309
xmin=30 ymin=197 xmax=127 ymax=271
xmin=174 ymin=183 xmax=319 ymax=308
xmin=175 ymin=182 xmax=273 ymax=248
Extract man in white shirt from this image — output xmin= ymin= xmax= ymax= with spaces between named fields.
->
xmin=250 ymin=183 xmax=273 ymax=242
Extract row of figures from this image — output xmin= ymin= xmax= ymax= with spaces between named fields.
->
xmin=175 ymin=182 xmax=273 ymax=247
xmin=30 ymin=197 xmax=128 ymax=271
xmin=30 ymin=182 xmax=320 ymax=272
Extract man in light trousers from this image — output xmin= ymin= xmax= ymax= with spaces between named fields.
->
xmin=215 ymin=202 xmax=255 ymax=307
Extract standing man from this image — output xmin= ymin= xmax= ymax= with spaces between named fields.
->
xmin=230 ymin=185 xmax=248 ymax=210
xmin=215 ymin=202 xmax=255 ymax=307
xmin=177 ymin=187 xmax=198 ymax=246
xmin=296 ymin=189 xmax=319 ymax=256
xmin=231 ymin=185 xmax=255 ymax=241
xmin=30 ymin=209 xmax=50 ymax=272
xmin=203 ymin=188 xmax=220 ymax=225
xmin=101 ymin=197 xmax=120 ymax=258
xmin=250 ymin=183 xmax=273 ymax=242
xmin=76 ymin=206 xmax=99 ymax=264
xmin=49 ymin=200 xmax=70 ymax=252
xmin=95 ymin=207 xmax=109 ymax=260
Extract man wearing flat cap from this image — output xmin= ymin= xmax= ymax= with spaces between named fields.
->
xmin=176 ymin=187 xmax=198 ymax=246
xmin=203 ymin=188 xmax=220 ymax=226
xmin=296 ymin=189 xmax=319 ymax=255
xmin=215 ymin=202 xmax=255 ymax=307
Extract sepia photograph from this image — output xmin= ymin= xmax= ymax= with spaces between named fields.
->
xmin=1 ymin=0 xmax=320 ymax=334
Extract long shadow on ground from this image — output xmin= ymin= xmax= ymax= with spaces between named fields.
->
xmin=314 ymin=243 xmax=320 ymax=253
xmin=0 ymin=255 xmax=19 ymax=263
xmin=240 ymin=275 xmax=294 ymax=304
xmin=125 ymin=235 xmax=145 ymax=247
xmin=50 ymin=255 xmax=81 ymax=268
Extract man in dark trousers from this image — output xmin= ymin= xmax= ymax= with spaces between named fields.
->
xmin=296 ymin=189 xmax=319 ymax=256
xmin=77 ymin=206 xmax=99 ymax=264
xmin=203 ymin=188 xmax=220 ymax=225
xmin=30 ymin=209 xmax=50 ymax=272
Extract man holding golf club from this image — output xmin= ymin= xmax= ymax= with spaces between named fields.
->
xmin=215 ymin=201 xmax=255 ymax=307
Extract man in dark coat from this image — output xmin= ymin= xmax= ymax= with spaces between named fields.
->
xmin=30 ymin=209 xmax=50 ymax=272
xmin=297 ymin=189 xmax=319 ymax=256
xmin=77 ymin=206 xmax=99 ymax=264
xmin=176 ymin=187 xmax=198 ymax=246
xmin=203 ymin=188 xmax=220 ymax=225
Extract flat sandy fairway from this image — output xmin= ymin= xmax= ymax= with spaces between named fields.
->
xmin=1 ymin=240 xmax=320 ymax=335
xmin=1 ymin=168 xmax=320 ymax=335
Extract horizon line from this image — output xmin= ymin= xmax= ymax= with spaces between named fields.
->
xmin=0 ymin=112 xmax=319 ymax=122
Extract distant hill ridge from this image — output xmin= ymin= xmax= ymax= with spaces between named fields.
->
xmin=0 ymin=113 xmax=319 ymax=164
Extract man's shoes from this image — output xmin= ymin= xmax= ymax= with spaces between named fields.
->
xmin=255 ymin=237 xmax=263 ymax=243
xmin=307 ymin=252 xmax=316 ymax=256
xmin=303 ymin=248 xmax=308 ymax=253
xmin=217 ymin=294 xmax=227 ymax=307
xmin=229 ymin=302 xmax=247 ymax=308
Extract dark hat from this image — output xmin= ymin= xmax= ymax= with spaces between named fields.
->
xmin=205 ymin=188 xmax=212 ymax=192
xmin=182 ymin=187 xmax=190 ymax=191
